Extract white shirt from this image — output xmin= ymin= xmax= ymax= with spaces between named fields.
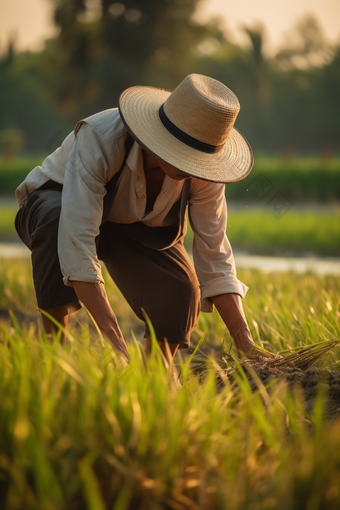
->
xmin=16 ymin=108 xmax=248 ymax=312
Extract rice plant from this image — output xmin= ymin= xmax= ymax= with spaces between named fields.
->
xmin=0 ymin=319 xmax=340 ymax=509
xmin=0 ymin=259 xmax=340 ymax=508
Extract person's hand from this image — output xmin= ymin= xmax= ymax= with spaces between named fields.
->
xmin=72 ymin=281 xmax=129 ymax=362
xmin=100 ymin=325 xmax=130 ymax=364
xmin=233 ymin=327 xmax=255 ymax=355
xmin=211 ymin=293 xmax=255 ymax=356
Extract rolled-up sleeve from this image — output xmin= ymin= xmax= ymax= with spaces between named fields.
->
xmin=188 ymin=180 xmax=248 ymax=313
xmin=58 ymin=123 xmax=115 ymax=286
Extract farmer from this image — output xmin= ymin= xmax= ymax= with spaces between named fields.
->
xmin=15 ymin=74 xmax=255 ymax=364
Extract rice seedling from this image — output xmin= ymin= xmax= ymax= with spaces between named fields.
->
xmin=0 ymin=318 xmax=340 ymax=509
xmin=1 ymin=259 xmax=339 ymax=358
xmin=0 ymin=259 xmax=340 ymax=508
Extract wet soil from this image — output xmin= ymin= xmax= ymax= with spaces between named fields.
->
xmin=237 ymin=364 xmax=340 ymax=419
xmin=189 ymin=342 xmax=340 ymax=419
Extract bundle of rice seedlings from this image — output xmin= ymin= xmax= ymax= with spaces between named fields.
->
xmin=244 ymin=340 xmax=340 ymax=370
xmin=190 ymin=339 xmax=340 ymax=377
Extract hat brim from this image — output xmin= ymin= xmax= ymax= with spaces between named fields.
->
xmin=119 ymin=85 xmax=254 ymax=183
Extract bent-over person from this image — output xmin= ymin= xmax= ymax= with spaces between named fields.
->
xmin=15 ymin=74 xmax=255 ymax=364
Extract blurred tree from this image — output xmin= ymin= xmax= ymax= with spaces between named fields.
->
xmin=0 ymin=41 xmax=66 ymax=155
xmin=0 ymin=129 xmax=25 ymax=162
xmin=276 ymin=15 xmax=334 ymax=70
xmin=41 ymin=0 xmax=210 ymax=123
xmin=1 ymin=7 xmax=339 ymax=155
xmin=191 ymin=23 xmax=275 ymax=150
xmin=268 ymin=15 xmax=339 ymax=153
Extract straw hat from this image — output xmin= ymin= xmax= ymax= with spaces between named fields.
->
xmin=118 ymin=74 xmax=253 ymax=183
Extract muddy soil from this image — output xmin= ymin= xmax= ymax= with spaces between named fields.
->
xmin=239 ymin=364 xmax=340 ymax=419
xmin=189 ymin=342 xmax=340 ymax=419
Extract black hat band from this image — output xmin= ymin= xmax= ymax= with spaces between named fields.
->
xmin=159 ymin=104 xmax=224 ymax=154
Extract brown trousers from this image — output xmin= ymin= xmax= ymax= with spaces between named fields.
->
xmin=15 ymin=189 xmax=200 ymax=348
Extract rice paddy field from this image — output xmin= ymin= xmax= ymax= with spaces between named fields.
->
xmin=0 ymin=258 xmax=340 ymax=509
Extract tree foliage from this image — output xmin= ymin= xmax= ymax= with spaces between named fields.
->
xmin=40 ymin=0 xmax=208 ymax=122
xmin=0 ymin=41 xmax=65 ymax=155
xmin=0 ymin=3 xmax=339 ymax=155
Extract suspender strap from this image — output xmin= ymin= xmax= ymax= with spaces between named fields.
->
xmin=117 ymin=176 xmax=191 ymax=251
xmin=36 ymin=131 xmax=134 ymax=227
xmin=102 ymin=133 xmax=134 ymax=223
xmin=179 ymin=178 xmax=191 ymax=238
xmin=38 ymin=131 xmax=191 ymax=251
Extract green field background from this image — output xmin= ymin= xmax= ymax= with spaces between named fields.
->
xmin=1 ymin=156 xmax=340 ymax=202
xmin=186 ymin=208 xmax=340 ymax=256
xmin=1 ymin=156 xmax=339 ymax=256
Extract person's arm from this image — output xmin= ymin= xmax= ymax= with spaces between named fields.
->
xmin=210 ymin=293 xmax=255 ymax=353
xmin=58 ymin=121 xmax=129 ymax=360
xmin=188 ymin=180 xmax=249 ymax=313
xmin=58 ymin=123 xmax=125 ymax=288
xmin=72 ymin=281 xmax=129 ymax=361
xmin=188 ymin=180 xmax=254 ymax=353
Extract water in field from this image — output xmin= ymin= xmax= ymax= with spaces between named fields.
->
xmin=234 ymin=252 xmax=340 ymax=275
xmin=1 ymin=242 xmax=340 ymax=276
xmin=0 ymin=242 xmax=30 ymax=258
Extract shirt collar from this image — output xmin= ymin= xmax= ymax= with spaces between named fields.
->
xmin=126 ymin=140 xmax=183 ymax=197
xmin=126 ymin=141 xmax=144 ymax=177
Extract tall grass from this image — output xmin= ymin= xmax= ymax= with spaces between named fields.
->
xmin=0 ymin=318 xmax=340 ymax=508
xmin=0 ymin=259 xmax=340 ymax=508
xmin=1 ymin=259 xmax=339 ymax=359
xmin=194 ymin=269 xmax=340 ymax=369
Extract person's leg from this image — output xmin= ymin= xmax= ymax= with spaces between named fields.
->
xmin=40 ymin=302 xmax=81 ymax=341
xmin=41 ymin=304 xmax=69 ymax=340
xmin=144 ymin=335 xmax=180 ymax=358
xmin=144 ymin=335 xmax=180 ymax=376
xmin=15 ymin=189 xmax=80 ymax=339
